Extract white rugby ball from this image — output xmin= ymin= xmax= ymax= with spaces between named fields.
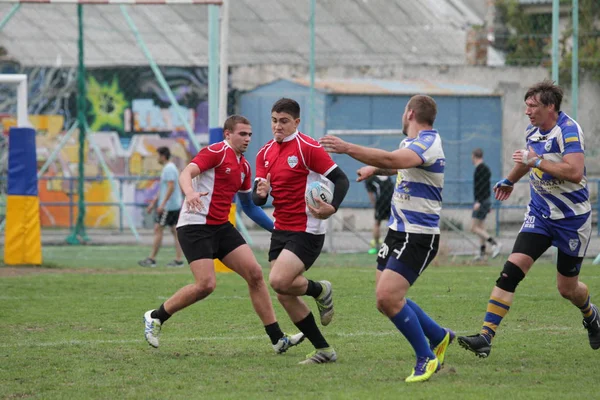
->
xmin=305 ymin=181 xmax=333 ymax=208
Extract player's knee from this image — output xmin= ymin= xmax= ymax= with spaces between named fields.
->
xmin=495 ymin=261 xmax=526 ymax=293
xmin=557 ymin=285 xmax=575 ymax=300
xmin=193 ymin=280 xmax=216 ymax=299
xmin=276 ymin=292 xmax=294 ymax=305
xmin=245 ymin=265 xmax=266 ymax=289
xmin=556 ymin=280 xmax=579 ymax=300
xmin=375 ymin=289 xmax=397 ymax=316
xmin=269 ymin=275 xmax=289 ymax=294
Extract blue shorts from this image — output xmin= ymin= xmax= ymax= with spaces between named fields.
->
xmin=376 ymin=229 xmax=439 ymax=285
xmin=518 ymin=207 xmax=591 ymax=257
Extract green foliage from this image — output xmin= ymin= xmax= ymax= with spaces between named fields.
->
xmin=497 ymin=0 xmax=600 ymax=83
xmin=496 ymin=0 xmax=552 ymax=67
xmin=559 ymin=0 xmax=600 ymax=82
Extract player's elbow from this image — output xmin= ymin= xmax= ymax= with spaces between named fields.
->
xmin=568 ymin=175 xmax=583 ymax=184
xmin=566 ymin=168 xmax=584 ymax=184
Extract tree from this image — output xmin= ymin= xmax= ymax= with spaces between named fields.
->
xmin=496 ymin=0 xmax=600 ymax=82
xmin=559 ymin=0 xmax=600 ymax=82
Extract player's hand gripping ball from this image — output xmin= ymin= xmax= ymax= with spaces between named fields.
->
xmin=305 ymin=181 xmax=333 ymax=209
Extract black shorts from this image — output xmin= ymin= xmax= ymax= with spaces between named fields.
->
xmin=177 ymin=222 xmax=246 ymax=264
xmin=512 ymin=232 xmax=584 ymax=277
xmin=269 ymin=230 xmax=325 ymax=270
xmin=155 ymin=209 xmax=180 ymax=227
xmin=376 ymin=229 xmax=440 ymax=285
xmin=472 ymin=199 xmax=491 ymax=220
xmin=374 ymin=203 xmax=391 ymax=222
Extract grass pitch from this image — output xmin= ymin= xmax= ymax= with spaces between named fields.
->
xmin=1 ymin=245 xmax=599 ymax=399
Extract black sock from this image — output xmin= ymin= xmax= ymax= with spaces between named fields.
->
xmin=265 ymin=322 xmax=284 ymax=345
xmin=294 ymin=312 xmax=329 ymax=349
xmin=305 ymin=280 xmax=323 ymax=298
xmin=480 ymin=245 xmax=486 ymax=256
xmin=151 ymin=304 xmax=171 ymax=324
xmin=487 ymin=237 xmax=497 ymax=246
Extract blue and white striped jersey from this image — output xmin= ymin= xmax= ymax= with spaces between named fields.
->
xmin=525 ymin=111 xmax=589 ymax=220
xmin=389 ymin=130 xmax=445 ymax=234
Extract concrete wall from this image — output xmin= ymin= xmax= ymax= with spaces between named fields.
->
xmin=232 ymin=64 xmax=600 ymax=230
xmin=231 ymin=64 xmax=600 ymax=178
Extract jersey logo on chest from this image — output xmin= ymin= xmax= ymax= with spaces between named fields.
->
xmin=287 ymin=155 xmax=298 ymax=168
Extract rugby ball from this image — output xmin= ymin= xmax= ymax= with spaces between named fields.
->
xmin=305 ymin=181 xmax=333 ymax=208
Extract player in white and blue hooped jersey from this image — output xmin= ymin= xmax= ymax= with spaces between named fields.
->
xmin=525 ymin=112 xmax=590 ymax=220
xmin=459 ymin=80 xmax=600 ymax=359
xmin=320 ymin=95 xmax=452 ymax=383
xmin=389 ymin=129 xmax=445 ymax=235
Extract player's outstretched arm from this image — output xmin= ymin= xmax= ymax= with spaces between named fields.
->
xmin=238 ymin=191 xmax=274 ymax=232
xmin=320 ymin=135 xmax=421 ymax=170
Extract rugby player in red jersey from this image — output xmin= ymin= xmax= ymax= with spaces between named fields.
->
xmin=143 ymin=115 xmax=304 ymax=355
xmin=253 ymin=98 xmax=349 ymax=364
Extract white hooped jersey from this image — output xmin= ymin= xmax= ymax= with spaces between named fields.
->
xmin=525 ymin=111 xmax=589 ymax=220
xmin=389 ymin=129 xmax=445 ymax=234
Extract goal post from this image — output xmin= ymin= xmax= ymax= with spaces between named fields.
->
xmin=0 ymin=0 xmax=224 ymax=241
xmin=0 ymin=0 xmax=244 ymax=271
xmin=1 ymin=74 xmax=41 ymax=265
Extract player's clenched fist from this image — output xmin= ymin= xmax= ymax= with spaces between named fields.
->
xmin=255 ymin=173 xmax=271 ymax=199
xmin=356 ymin=166 xmax=377 ymax=182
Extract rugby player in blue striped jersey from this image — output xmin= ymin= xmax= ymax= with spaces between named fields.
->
xmin=458 ymin=80 xmax=600 ymax=358
xmin=320 ymin=95 xmax=453 ymax=383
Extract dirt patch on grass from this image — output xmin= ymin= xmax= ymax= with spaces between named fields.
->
xmin=0 ymin=267 xmax=79 ymax=277
xmin=0 ymin=266 xmax=186 ymax=277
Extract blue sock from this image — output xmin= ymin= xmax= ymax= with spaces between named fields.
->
xmin=390 ymin=304 xmax=435 ymax=359
xmin=406 ymin=298 xmax=446 ymax=347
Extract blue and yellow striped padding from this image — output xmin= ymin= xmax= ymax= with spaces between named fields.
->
xmin=4 ymin=127 xmax=42 ymax=265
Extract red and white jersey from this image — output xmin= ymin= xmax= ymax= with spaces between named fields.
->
xmin=177 ymin=141 xmax=252 ymax=227
xmin=255 ymin=131 xmax=337 ymax=234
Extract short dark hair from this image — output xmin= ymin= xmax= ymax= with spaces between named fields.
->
xmin=271 ymin=98 xmax=300 ymax=119
xmin=407 ymin=95 xmax=437 ymax=125
xmin=157 ymin=146 xmax=170 ymax=160
xmin=472 ymin=148 xmax=483 ymax=159
xmin=524 ymin=80 xmax=563 ymax=112
xmin=224 ymin=115 xmax=251 ymax=132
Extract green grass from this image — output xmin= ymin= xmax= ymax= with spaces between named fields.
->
xmin=1 ymin=246 xmax=599 ymax=399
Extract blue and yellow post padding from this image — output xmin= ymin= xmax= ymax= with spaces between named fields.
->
xmin=214 ymin=203 xmax=234 ymax=273
xmin=4 ymin=127 xmax=42 ymax=265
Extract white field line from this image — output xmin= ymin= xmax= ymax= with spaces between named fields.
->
xmin=1 ymin=326 xmax=574 ymax=349
xmin=0 ymin=292 xmax=560 ymax=301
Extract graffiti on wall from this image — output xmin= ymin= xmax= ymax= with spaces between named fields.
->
xmin=27 ymin=116 xmax=206 ymax=228
xmin=86 ymin=67 xmax=210 ymax=137
xmin=0 ymin=61 xmax=218 ymax=228
xmin=0 ymin=62 xmax=211 ymax=140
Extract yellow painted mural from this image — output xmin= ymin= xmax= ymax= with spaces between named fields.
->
xmin=4 ymin=114 xmax=202 ymax=228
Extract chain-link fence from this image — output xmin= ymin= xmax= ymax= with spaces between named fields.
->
xmin=0 ymin=0 xmax=599 ymax=258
